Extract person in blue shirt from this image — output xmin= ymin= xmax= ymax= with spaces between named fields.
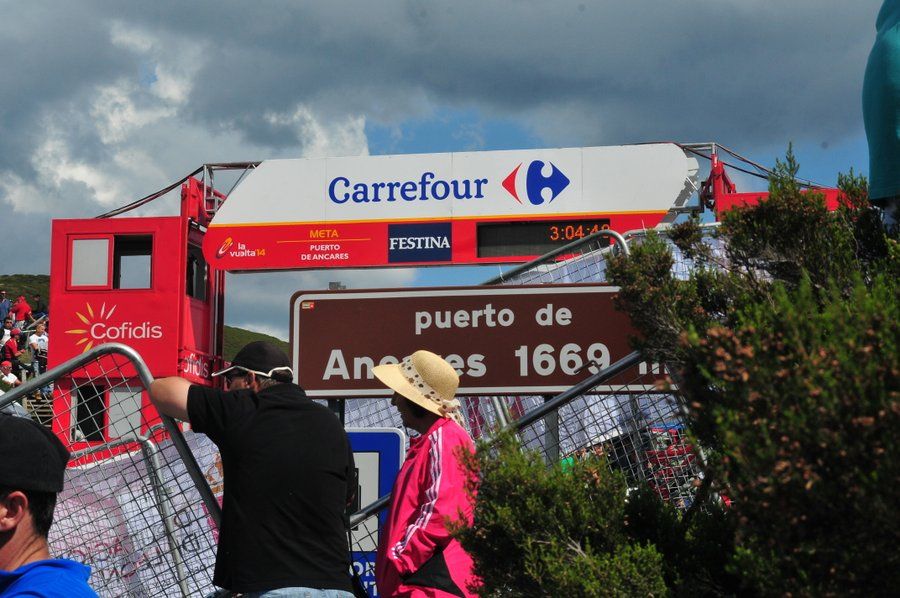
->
xmin=0 ymin=292 xmax=9 ymax=325
xmin=0 ymin=415 xmax=97 ymax=597
xmin=864 ymin=0 xmax=900 ymax=228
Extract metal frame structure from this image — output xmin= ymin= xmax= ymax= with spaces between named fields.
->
xmin=4 ymin=222 xmax=726 ymax=596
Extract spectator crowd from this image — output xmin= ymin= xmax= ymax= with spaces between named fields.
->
xmin=0 ymin=289 xmax=49 ymax=389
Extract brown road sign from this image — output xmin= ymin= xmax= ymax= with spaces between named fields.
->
xmin=290 ymin=284 xmax=660 ymax=397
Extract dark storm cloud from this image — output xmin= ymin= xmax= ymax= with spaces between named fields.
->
xmin=133 ymin=0 xmax=874 ymax=149
xmin=0 ymin=4 xmax=137 ymax=175
xmin=0 ymin=0 xmax=880 ymax=280
xmin=1 ymin=1 xmax=876 ymax=172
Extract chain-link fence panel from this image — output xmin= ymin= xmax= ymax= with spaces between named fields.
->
xmin=0 ymin=344 xmax=221 ymax=598
xmin=487 ymin=223 xmax=722 ymax=287
xmin=623 ymin=223 xmax=725 ymax=281
xmin=484 ymin=229 xmax=627 ymax=286
xmin=343 ymin=395 xmax=528 ymax=446
xmin=506 ymin=366 xmax=700 ymax=509
xmin=482 ymin=225 xmax=721 ymax=507
xmin=342 ymin=349 xmax=691 ymax=594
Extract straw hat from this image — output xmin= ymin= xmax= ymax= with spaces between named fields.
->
xmin=372 ymin=350 xmax=464 ymax=424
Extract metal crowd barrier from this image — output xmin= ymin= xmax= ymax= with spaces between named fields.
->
xmin=347 ymin=348 xmax=688 ymax=522
xmin=0 ymin=343 xmax=221 ymax=597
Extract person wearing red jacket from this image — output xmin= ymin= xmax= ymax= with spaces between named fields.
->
xmin=372 ymin=350 xmax=479 ymax=598
xmin=2 ymin=329 xmax=24 ymax=378
xmin=9 ymin=297 xmax=32 ymax=329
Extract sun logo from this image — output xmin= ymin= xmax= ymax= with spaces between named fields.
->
xmin=64 ymin=303 xmax=163 ymax=352
xmin=65 ymin=302 xmax=117 ymax=353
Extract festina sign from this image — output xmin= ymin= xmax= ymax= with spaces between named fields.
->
xmin=290 ymin=285 xmax=664 ymax=396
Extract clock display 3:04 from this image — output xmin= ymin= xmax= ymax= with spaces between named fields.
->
xmin=548 ymin=222 xmax=611 ymax=242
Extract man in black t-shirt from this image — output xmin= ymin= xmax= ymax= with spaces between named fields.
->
xmin=149 ymin=341 xmax=355 ymax=597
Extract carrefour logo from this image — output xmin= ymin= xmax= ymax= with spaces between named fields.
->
xmin=329 ymin=172 xmax=487 ymax=204
xmin=502 ymin=160 xmax=570 ymax=205
xmin=65 ymin=302 xmax=163 ymax=352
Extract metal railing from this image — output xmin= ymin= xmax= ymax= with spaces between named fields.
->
xmin=1 ymin=343 xmax=222 ymax=597
xmin=483 ymin=228 xmax=629 ymax=286
xmin=348 ymin=349 xmax=652 ymax=529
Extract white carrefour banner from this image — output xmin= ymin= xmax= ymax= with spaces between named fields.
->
xmin=211 ymin=143 xmax=699 ymax=226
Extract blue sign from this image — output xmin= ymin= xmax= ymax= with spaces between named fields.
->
xmin=347 ymin=428 xmax=405 ymax=597
xmin=387 ymin=222 xmax=452 ymax=263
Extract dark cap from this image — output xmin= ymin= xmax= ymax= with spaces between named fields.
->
xmin=211 ymin=341 xmax=293 ymax=379
xmin=0 ymin=415 xmax=70 ymax=492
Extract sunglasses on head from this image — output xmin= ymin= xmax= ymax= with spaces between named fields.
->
xmin=222 ymin=365 xmax=292 ymax=378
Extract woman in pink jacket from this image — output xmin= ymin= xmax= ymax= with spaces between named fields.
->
xmin=372 ymin=350 xmax=479 ymax=598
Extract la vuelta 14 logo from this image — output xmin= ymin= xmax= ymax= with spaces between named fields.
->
xmin=215 ymin=237 xmax=233 ymax=258
xmin=214 ymin=235 xmax=264 ymax=259
xmin=502 ymin=160 xmax=570 ymax=205
xmin=65 ymin=302 xmax=163 ymax=352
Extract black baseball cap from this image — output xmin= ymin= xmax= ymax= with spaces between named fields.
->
xmin=211 ymin=341 xmax=293 ymax=379
xmin=0 ymin=415 xmax=70 ymax=492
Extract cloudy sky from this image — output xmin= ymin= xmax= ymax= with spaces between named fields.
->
xmin=0 ymin=1 xmax=881 ymax=338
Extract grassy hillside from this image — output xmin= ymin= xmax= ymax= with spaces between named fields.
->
xmin=222 ymin=325 xmax=289 ymax=362
xmin=0 ymin=274 xmax=50 ymax=303
xmin=0 ymin=274 xmax=285 ymax=361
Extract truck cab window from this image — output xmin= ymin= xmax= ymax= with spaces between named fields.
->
xmin=186 ymin=245 xmax=208 ymax=300
xmin=113 ymin=235 xmax=152 ymax=289
xmin=73 ymin=381 xmax=106 ymax=442
xmin=71 ymin=238 xmax=110 ymax=287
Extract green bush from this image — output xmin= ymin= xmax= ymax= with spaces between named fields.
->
xmin=606 ymin=148 xmax=900 ymax=595
xmin=454 ymin=150 xmax=897 ymax=596
xmin=0 ymin=274 xmax=50 ymax=302
xmin=682 ymin=276 xmax=899 ymax=595
xmin=623 ymin=486 xmax=739 ymax=596
xmin=454 ymin=433 xmax=668 ymax=597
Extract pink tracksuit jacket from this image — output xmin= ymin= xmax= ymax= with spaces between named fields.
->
xmin=376 ymin=418 xmax=479 ymax=597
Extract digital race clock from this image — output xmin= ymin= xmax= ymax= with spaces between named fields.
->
xmin=476 ymin=219 xmax=612 ymax=258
